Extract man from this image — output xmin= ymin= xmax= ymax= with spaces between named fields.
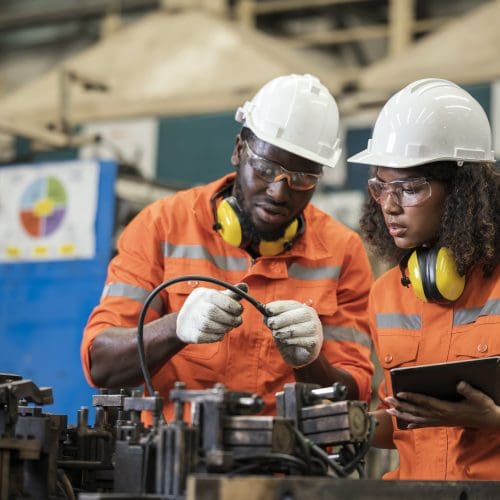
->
xmin=81 ymin=74 xmax=374 ymax=421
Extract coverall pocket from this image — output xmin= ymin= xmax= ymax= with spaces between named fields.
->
xmin=377 ymin=334 xmax=420 ymax=370
xmin=377 ymin=334 xmax=420 ymax=400
xmin=179 ymin=342 xmax=221 ymax=360
xmin=451 ymin=324 xmax=500 ymax=360
xmin=165 ymin=280 xmax=204 ymax=312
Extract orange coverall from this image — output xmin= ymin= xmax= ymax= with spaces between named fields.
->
xmin=82 ymin=174 xmax=374 ymax=421
xmin=370 ymin=264 xmax=500 ymax=479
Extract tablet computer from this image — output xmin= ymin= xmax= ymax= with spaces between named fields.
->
xmin=390 ymin=356 xmax=500 ymax=429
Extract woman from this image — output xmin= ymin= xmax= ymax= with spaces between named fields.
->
xmin=348 ymin=78 xmax=500 ymax=480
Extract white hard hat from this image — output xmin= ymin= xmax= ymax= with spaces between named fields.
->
xmin=348 ymin=78 xmax=495 ymax=168
xmin=235 ymin=74 xmax=342 ymax=168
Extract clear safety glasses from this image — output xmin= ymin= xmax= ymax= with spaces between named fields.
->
xmin=244 ymin=141 xmax=322 ymax=191
xmin=367 ymin=177 xmax=432 ymax=207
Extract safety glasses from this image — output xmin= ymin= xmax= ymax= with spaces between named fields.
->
xmin=368 ymin=177 xmax=432 ymax=207
xmin=244 ymin=141 xmax=322 ymax=191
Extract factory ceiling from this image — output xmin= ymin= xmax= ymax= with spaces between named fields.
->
xmin=0 ymin=1 xmax=496 ymax=146
xmin=356 ymin=0 xmax=500 ymax=94
xmin=0 ymin=8 xmax=346 ymax=135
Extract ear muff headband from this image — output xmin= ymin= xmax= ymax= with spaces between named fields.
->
xmin=212 ymin=188 xmax=302 ymax=256
xmin=406 ymin=247 xmax=465 ymax=303
xmin=417 ymin=248 xmax=442 ymax=302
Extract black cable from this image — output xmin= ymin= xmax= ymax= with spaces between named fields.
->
xmin=56 ymin=469 xmax=76 ymax=500
xmin=309 ymin=440 xmax=348 ymax=478
xmin=228 ymin=453 xmax=309 ymax=476
xmin=287 ymin=419 xmax=313 ymax=472
xmin=290 ymin=425 xmax=348 ymax=478
xmin=310 ymin=456 xmax=329 ymax=476
xmin=137 ymin=275 xmax=268 ymax=398
xmin=339 ymin=414 xmax=377 ymax=476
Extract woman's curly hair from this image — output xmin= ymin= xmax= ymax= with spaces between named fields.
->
xmin=359 ymin=162 xmax=500 ymax=277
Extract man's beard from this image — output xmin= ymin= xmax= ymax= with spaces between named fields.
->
xmin=233 ymin=177 xmax=288 ymax=243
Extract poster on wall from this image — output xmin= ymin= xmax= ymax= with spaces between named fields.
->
xmin=0 ymin=159 xmax=99 ymax=262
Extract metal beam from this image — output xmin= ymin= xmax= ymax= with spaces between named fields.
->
xmin=244 ymin=0 xmax=368 ymax=15
xmin=236 ymin=0 xmax=369 ymax=27
xmin=288 ymin=25 xmax=388 ymax=47
xmin=0 ymin=116 xmax=99 ymax=149
xmin=389 ymin=0 xmax=415 ymax=56
xmin=0 ymin=0 xmax=160 ymax=32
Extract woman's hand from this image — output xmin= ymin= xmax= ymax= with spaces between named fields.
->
xmin=385 ymin=381 xmax=500 ymax=429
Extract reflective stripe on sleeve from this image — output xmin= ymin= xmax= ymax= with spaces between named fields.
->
xmin=162 ymin=242 xmax=247 ymax=271
xmin=288 ymin=263 xmax=341 ymax=281
xmin=101 ymin=282 xmax=164 ymax=314
xmin=375 ymin=313 xmax=421 ymax=330
xmin=323 ymin=325 xmax=372 ymax=349
xmin=453 ymin=299 xmax=500 ymax=326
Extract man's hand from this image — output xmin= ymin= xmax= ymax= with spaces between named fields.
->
xmin=265 ymin=300 xmax=323 ymax=368
xmin=176 ymin=286 xmax=245 ymax=344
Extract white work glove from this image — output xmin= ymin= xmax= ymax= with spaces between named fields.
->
xmin=176 ymin=285 xmax=246 ymax=344
xmin=265 ymin=300 xmax=323 ymax=368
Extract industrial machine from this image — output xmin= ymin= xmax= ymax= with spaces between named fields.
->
xmin=3 ymin=373 xmax=500 ymax=500
xmin=0 ymin=372 xmax=374 ymax=499
xmin=8 ymin=277 xmax=498 ymax=499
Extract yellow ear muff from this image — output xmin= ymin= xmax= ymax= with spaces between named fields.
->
xmin=259 ymin=218 xmax=299 ymax=257
xmin=407 ymin=251 xmax=426 ymax=301
xmin=407 ymin=247 xmax=465 ymax=303
xmin=434 ymin=247 xmax=466 ymax=302
xmin=215 ymin=197 xmax=243 ymax=247
xmin=212 ymin=190 xmax=303 ymax=255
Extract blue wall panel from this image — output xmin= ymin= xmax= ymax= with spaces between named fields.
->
xmin=0 ymin=160 xmax=116 ymax=422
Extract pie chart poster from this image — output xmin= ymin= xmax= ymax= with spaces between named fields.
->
xmin=0 ymin=159 xmax=116 ymax=422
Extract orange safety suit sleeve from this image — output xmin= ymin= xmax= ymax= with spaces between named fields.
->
xmin=319 ymin=231 xmax=374 ymax=403
xmin=81 ymin=202 xmax=166 ymax=386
